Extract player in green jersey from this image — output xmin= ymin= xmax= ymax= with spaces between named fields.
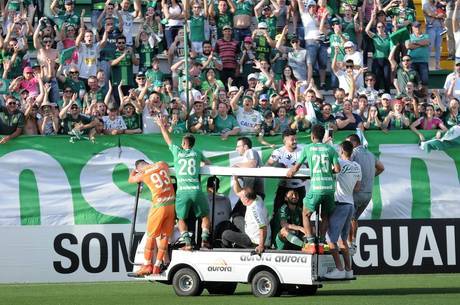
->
xmin=287 ymin=125 xmax=341 ymax=254
xmin=155 ymin=116 xmax=212 ymax=250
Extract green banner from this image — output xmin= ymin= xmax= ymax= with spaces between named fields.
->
xmin=0 ymin=130 xmax=459 ymax=226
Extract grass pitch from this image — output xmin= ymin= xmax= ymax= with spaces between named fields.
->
xmin=1 ymin=273 xmax=459 ymax=305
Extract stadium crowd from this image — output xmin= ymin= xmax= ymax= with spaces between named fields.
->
xmin=0 ymin=0 xmax=459 ymax=144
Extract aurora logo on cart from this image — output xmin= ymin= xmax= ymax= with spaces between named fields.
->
xmin=207 ymin=259 xmax=232 ymax=272
xmin=240 ymin=254 xmax=308 ymax=263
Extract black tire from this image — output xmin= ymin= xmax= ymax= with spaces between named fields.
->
xmin=172 ymin=268 xmax=204 ymax=296
xmin=251 ymin=271 xmax=281 ymax=297
xmin=206 ymin=282 xmax=238 ymax=295
xmin=285 ymin=284 xmax=318 ymax=296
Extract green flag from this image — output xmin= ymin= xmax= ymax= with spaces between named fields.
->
xmin=59 ymin=46 xmax=76 ymax=64
xmin=390 ymin=27 xmax=410 ymax=46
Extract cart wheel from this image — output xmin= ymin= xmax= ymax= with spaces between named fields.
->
xmin=285 ymin=284 xmax=318 ymax=296
xmin=251 ymin=271 xmax=280 ymax=297
xmin=206 ymin=282 xmax=237 ymax=295
xmin=172 ymin=268 xmax=204 ymax=296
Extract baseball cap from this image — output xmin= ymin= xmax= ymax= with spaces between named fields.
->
xmin=258 ymin=22 xmax=268 ymax=29
xmin=344 ymin=41 xmax=355 ymax=48
xmin=412 ymin=21 xmax=421 ymax=27
xmin=222 ymin=25 xmax=232 ymax=30
xmin=259 ymin=94 xmax=268 ymax=101
xmin=381 ymin=93 xmax=392 ymax=100
xmin=247 ymin=73 xmax=258 ymax=80
xmin=289 ymin=34 xmax=299 ymax=42
xmin=64 ymin=0 xmax=74 ymax=4
xmin=263 ymin=5 xmax=271 ymax=10
xmin=307 ymin=0 xmax=317 ymax=7
xmin=228 ymin=86 xmax=239 ymax=93
xmin=24 ymin=66 xmax=33 ymax=73
xmin=107 ymin=103 xmax=118 ymax=111
xmin=136 ymin=71 xmax=146 ymax=77
xmin=244 ymin=36 xmax=252 ymax=43
xmin=330 ymin=17 xmax=341 ymax=25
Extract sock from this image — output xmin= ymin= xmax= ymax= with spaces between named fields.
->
xmin=201 ymin=229 xmax=210 ymax=242
xmin=181 ymin=232 xmax=191 ymax=245
xmin=144 ymin=237 xmax=155 ymax=264
xmin=286 ymin=233 xmax=305 ymax=248
xmin=155 ymin=238 xmax=168 ymax=265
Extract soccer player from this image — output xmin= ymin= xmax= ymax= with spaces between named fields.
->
xmin=128 ymin=160 xmax=176 ymax=276
xmin=155 ymin=116 xmax=212 ymax=250
xmin=324 ymin=141 xmax=361 ymax=279
xmin=272 ymin=190 xmax=306 ymax=250
xmin=287 ymin=125 xmax=341 ymax=254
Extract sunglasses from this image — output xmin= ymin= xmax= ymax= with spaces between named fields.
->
xmin=64 ymin=90 xmax=73 ymax=93
xmin=291 ymin=40 xmax=299 ymax=44
xmin=7 ymin=101 xmax=17 ymax=105
xmin=346 ymin=65 xmax=353 ymax=69
xmin=366 ymin=78 xmax=375 ymax=81
xmin=43 ymin=40 xmax=52 ymax=44
xmin=117 ymin=41 xmax=126 ymax=44
xmin=70 ymin=106 xmax=79 ymax=109
xmin=69 ymin=71 xmax=79 ymax=74
xmin=402 ymin=59 xmax=411 ymax=62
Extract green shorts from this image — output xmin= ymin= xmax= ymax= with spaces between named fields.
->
xmin=175 ymin=190 xmax=209 ymax=220
xmin=303 ymin=192 xmax=335 ymax=216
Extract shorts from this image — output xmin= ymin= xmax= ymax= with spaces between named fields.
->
xmin=353 ymin=192 xmax=372 ymax=219
xmin=328 ymin=203 xmax=354 ymax=243
xmin=175 ymin=190 xmax=210 ymax=220
xmin=146 ymin=204 xmax=176 ymax=238
xmin=303 ymin=192 xmax=335 ymax=216
xmin=306 ymin=42 xmax=319 ymax=65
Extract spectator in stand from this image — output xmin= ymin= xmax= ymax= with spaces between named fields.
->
xmin=341 ymin=4 xmax=361 ymax=46
xmin=410 ymin=104 xmax=448 ymax=142
xmin=98 ymin=17 xmax=123 ymax=85
xmin=442 ymin=98 xmax=460 ymax=128
xmin=276 ymin=26 xmax=308 ymax=81
xmin=134 ymin=30 xmax=157 ymax=72
xmin=230 ymin=86 xmax=262 ymax=134
xmin=186 ymin=0 xmax=209 ymax=54
xmin=297 ymin=0 xmax=325 ymax=85
xmin=336 ymin=99 xmax=364 ymax=131
xmin=358 ymin=73 xmax=380 ymax=105
xmin=382 ymin=98 xmax=411 ymax=130
xmin=332 ymin=54 xmax=364 ymax=97
xmin=365 ymin=8 xmax=391 ymax=93
xmin=356 ymin=94 xmax=369 ymax=121
xmin=0 ymin=96 xmax=24 ymax=144
xmin=364 ymin=104 xmax=383 ymax=130
xmin=252 ymin=22 xmax=275 ymax=62
xmin=255 ymin=1 xmax=281 ymax=39
xmin=50 ymin=0 xmax=81 ymax=31
xmin=118 ymin=0 xmax=136 ymax=47
xmin=75 ymin=28 xmax=107 ymax=81
xmin=233 ymin=0 xmax=254 ymax=43
xmin=9 ymin=67 xmax=39 ymax=98
xmin=215 ymin=25 xmax=239 ymax=87
xmin=188 ymin=99 xmax=214 ymax=134
xmin=59 ymin=97 xmax=98 ymax=140
xmin=209 ymin=0 xmax=236 ymax=39
xmin=329 ymin=18 xmax=350 ymax=89
xmin=343 ymin=41 xmax=364 ymax=89
xmin=390 ymin=53 xmax=421 ymax=96
xmin=111 ymin=35 xmax=139 ymax=92
xmin=211 ymin=98 xmax=240 ymax=140
xmin=405 ymin=21 xmax=430 ymax=91
xmin=161 ymin=0 xmax=185 ymax=48
xmin=102 ymin=103 xmax=127 ymax=135
xmin=379 ymin=93 xmax=392 ymax=119
xmin=444 ymin=61 xmax=460 ymax=101
xmin=423 ymin=0 xmax=446 ymax=70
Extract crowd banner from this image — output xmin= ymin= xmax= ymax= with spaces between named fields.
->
xmin=0 ymin=131 xmax=459 ymax=282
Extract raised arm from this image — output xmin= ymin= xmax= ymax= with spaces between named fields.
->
xmin=155 ymin=115 xmax=173 ymax=146
xmin=230 ymin=86 xmax=244 ymax=112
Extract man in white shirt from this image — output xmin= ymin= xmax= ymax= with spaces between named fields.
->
xmin=221 ymin=176 xmax=271 ymax=254
xmin=266 ymin=129 xmax=306 ymax=215
xmin=324 ymin=140 xmax=361 ymax=280
xmin=444 ymin=61 xmax=460 ymax=101
xmin=231 ymin=93 xmax=261 ymax=134
xmin=343 ymin=41 xmax=363 ymax=89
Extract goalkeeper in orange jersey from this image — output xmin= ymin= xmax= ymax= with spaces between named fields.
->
xmin=128 ymin=159 xmax=176 ymax=276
